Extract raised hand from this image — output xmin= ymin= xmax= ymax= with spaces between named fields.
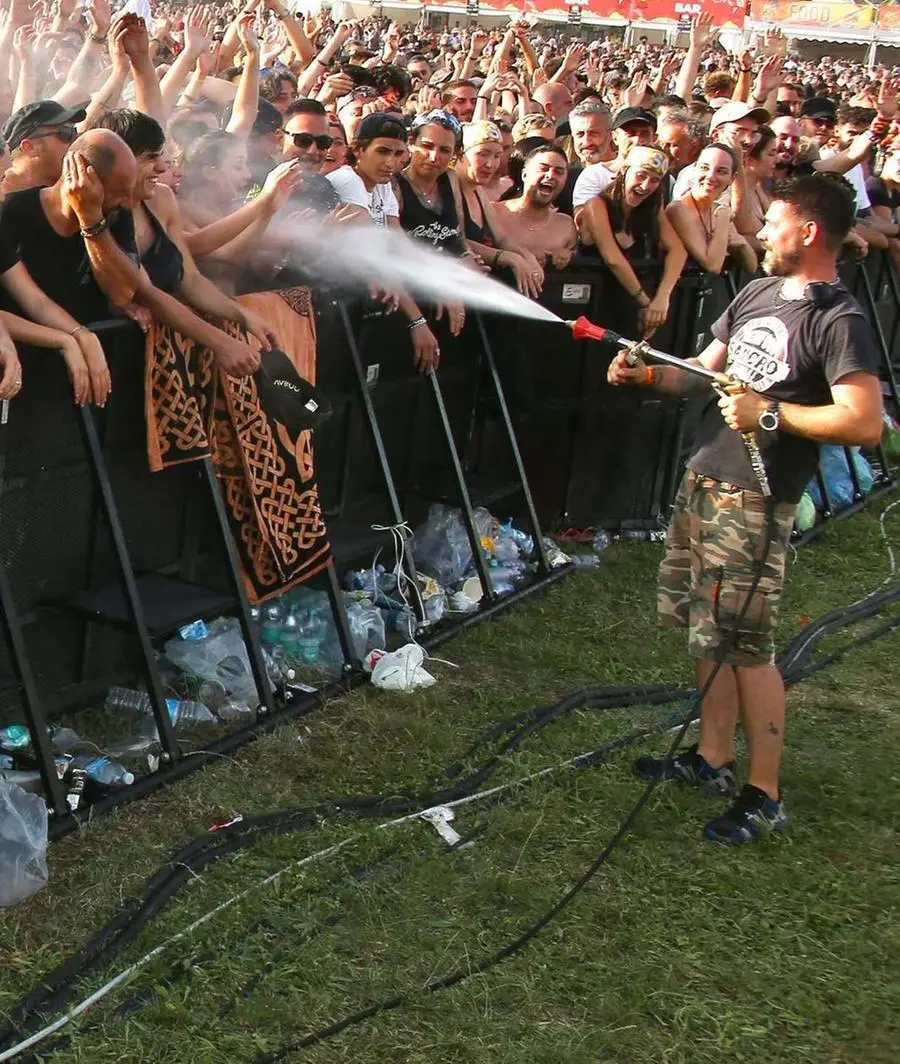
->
xmin=88 ymin=0 xmax=110 ymax=40
xmin=183 ymin=5 xmax=213 ymax=58
xmin=236 ymin=13 xmax=260 ymax=58
xmin=753 ymin=54 xmax=784 ymax=99
xmin=689 ymin=11 xmax=714 ymax=50
xmin=12 ymin=24 xmax=35 ymax=60
xmin=877 ymin=78 xmax=899 ymax=121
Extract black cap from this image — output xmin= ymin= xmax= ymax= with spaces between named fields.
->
xmin=356 ymin=112 xmax=408 ymax=143
xmin=800 ymin=96 xmax=837 ymax=120
xmin=2 ymin=100 xmax=88 ymax=151
xmin=221 ymin=97 xmax=283 ymax=137
xmin=255 ymin=348 xmax=333 ymax=436
xmin=611 ymin=107 xmax=657 ymax=132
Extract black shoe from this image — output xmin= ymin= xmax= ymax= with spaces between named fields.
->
xmin=703 ymin=784 xmax=788 ymax=844
xmin=633 ymin=742 xmax=739 ymax=797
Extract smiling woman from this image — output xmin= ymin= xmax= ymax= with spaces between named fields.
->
xmin=666 ymin=143 xmax=757 ymax=276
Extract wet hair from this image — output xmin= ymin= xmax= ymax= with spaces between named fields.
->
xmin=771 ymin=172 xmax=856 ymax=249
xmin=284 ymin=98 xmax=328 ymax=120
xmin=441 ymin=79 xmax=476 ymax=106
xmin=183 ymin=131 xmax=239 ymax=187
xmin=95 ymin=108 xmax=165 ymax=157
xmin=749 ymin=124 xmax=776 ymax=160
xmin=371 ymin=64 xmax=412 ymax=102
xmin=570 ymin=97 xmax=611 ymax=120
xmin=260 ymin=69 xmax=298 ymax=103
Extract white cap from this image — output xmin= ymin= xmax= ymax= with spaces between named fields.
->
xmin=709 ymin=101 xmax=770 ymax=133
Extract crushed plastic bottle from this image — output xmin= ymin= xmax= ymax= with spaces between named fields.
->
xmin=67 ymin=755 xmax=135 ymax=788
xmin=592 ymin=530 xmax=611 ymax=554
xmin=570 ymin=553 xmax=601 ymax=568
xmin=0 ymin=725 xmax=31 ymax=751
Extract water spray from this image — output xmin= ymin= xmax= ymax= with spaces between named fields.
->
xmin=565 ymin=316 xmax=772 ymax=497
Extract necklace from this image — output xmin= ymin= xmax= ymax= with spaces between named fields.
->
xmin=404 ymin=169 xmax=441 ymax=210
xmin=691 ymin=195 xmax=713 ymax=240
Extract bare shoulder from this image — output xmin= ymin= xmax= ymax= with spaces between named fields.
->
xmin=149 ymin=184 xmax=179 ymax=226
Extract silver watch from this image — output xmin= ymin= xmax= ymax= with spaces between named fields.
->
xmin=758 ymin=401 xmax=780 ymax=432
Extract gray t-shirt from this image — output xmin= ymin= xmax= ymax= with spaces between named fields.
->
xmin=689 ymin=276 xmax=879 ymax=503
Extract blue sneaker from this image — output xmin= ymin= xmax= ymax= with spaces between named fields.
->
xmin=634 ymin=740 xmax=740 ymax=800
xmin=633 ymin=743 xmax=739 ymax=797
xmin=703 ymin=784 xmax=788 ymax=844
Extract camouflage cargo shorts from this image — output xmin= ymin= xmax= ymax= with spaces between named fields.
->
xmin=658 ymin=471 xmax=797 ymax=667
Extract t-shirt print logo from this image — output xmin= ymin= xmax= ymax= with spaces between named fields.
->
xmin=726 ymin=315 xmax=791 ymax=392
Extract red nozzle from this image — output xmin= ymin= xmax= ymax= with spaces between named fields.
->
xmin=569 ymin=316 xmax=609 ymax=343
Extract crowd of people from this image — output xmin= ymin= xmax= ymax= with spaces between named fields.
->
xmin=0 ymin=2 xmax=896 ymax=400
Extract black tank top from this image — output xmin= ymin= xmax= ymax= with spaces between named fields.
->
xmin=462 ymin=188 xmax=495 ymax=248
xmin=140 ymin=204 xmax=184 ymax=295
xmin=396 ymin=171 xmax=465 ymax=256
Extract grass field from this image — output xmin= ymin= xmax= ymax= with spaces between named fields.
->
xmin=1 ymin=499 xmax=899 ymax=1064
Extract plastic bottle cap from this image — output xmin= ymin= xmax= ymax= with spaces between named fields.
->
xmin=122 ymin=771 xmax=136 ymax=785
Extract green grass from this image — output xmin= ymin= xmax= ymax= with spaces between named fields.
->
xmin=2 ymin=500 xmax=900 ymax=1064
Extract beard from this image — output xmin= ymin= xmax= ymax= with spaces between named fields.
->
xmin=762 ymin=245 xmax=803 ymax=276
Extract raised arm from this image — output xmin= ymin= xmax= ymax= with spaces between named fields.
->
xmin=159 ymin=5 xmax=212 ymax=120
xmin=675 ymin=12 xmax=712 ymax=103
xmin=225 ymin=16 xmax=261 ymax=139
xmin=264 ymin=0 xmax=314 ymax=66
xmin=54 ymin=0 xmax=110 ymax=106
xmin=122 ymin=15 xmax=164 ymax=125
xmin=11 ymin=26 xmax=35 ymax=112
xmin=296 ymin=20 xmax=351 ymax=99
xmin=80 ymin=16 xmax=130 ymax=129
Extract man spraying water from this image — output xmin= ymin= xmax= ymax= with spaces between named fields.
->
xmin=607 ymin=174 xmax=883 ymax=844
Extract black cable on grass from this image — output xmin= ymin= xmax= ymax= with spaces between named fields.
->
xmin=4 ymin=575 xmax=900 ymax=1056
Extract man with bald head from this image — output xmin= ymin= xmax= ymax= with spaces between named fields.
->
xmin=533 ymin=82 xmax=573 ymax=132
xmin=0 ymin=129 xmax=140 ymax=320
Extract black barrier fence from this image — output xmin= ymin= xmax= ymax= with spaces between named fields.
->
xmin=1 ymin=251 xmax=898 ymax=836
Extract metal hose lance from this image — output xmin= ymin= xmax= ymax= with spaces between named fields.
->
xmin=566 ymin=317 xmax=772 ymax=497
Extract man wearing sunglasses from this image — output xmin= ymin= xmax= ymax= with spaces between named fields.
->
xmin=280 ymin=99 xmax=341 ymax=215
xmin=1 ymin=100 xmax=88 ymax=196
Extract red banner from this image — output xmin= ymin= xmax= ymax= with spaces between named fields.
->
xmin=629 ymin=0 xmax=745 ymax=26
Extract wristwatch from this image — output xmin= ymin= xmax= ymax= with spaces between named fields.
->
xmin=758 ymin=400 xmax=780 ymax=432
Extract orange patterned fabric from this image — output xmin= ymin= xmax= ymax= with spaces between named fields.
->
xmin=144 ymin=288 xmax=330 ymax=602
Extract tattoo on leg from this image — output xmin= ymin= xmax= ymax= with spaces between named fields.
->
xmin=768 ymin=723 xmax=780 ymax=735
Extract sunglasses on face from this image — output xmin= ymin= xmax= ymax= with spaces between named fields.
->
xmin=29 ymin=124 xmax=77 ymax=144
xmin=283 ymin=131 xmax=334 ymax=151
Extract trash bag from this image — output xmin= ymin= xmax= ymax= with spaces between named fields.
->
xmin=412 ymin=504 xmax=492 ymax=587
xmin=795 ymin=492 xmax=817 ymax=532
xmin=164 ymin=618 xmax=258 ymax=705
xmin=0 ymin=779 xmax=48 ymax=906
xmin=808 ymin=446 xmax=875 ymax=512
xmin=370 ymin=644 xmax=436 ymax=693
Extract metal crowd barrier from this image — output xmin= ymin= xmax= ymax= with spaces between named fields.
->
xmin=1 ymin=250 xmax=898 ymax=835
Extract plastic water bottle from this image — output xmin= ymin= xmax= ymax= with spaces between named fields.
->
xmin=279 ymin=608 xmax=303 ymax=660
xmin=260 ymin=601 xmax=286 ymax=648
xmin=69 ymin=755 xmax=135 ymax=787
xmin=105 ymin=686 xmax=152 ymax=714
xmin=300 ymin=613 xmax=330 ymax=664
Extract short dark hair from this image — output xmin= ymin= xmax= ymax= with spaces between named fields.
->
xmin=699 ymin=141 xmax=739 ymax=172
xmin=524 ymin=143 xmax=568 ymax=166
xmin=772 ymin=173 xmax=856 ymax=249
xmin=284 ymin=98 xmax=327 ymax=120
xmin=371 ymin=64 xmax=411 ymax=101
xmin=653 ymin=93 xmax=687 ymax=113
xmin=94 ymin=108 xmax=165 ymax=157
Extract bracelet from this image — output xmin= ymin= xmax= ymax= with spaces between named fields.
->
xmin=493 ymin=250 xmax=502 ymax=266
xmin=314 ymin=56 xmax=327 ymax=66
xmin=80 ymin=217 xmax=109 ymax=239
xmin=640 ymin=366 xmax=658 ymax=387
xmin=70 ymin=324 xmax=89 ymax=337
xmin=90 ymin=32 xmax=108 ymax=44
xmin=408 ymin=316 xmax=427 ymax=330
